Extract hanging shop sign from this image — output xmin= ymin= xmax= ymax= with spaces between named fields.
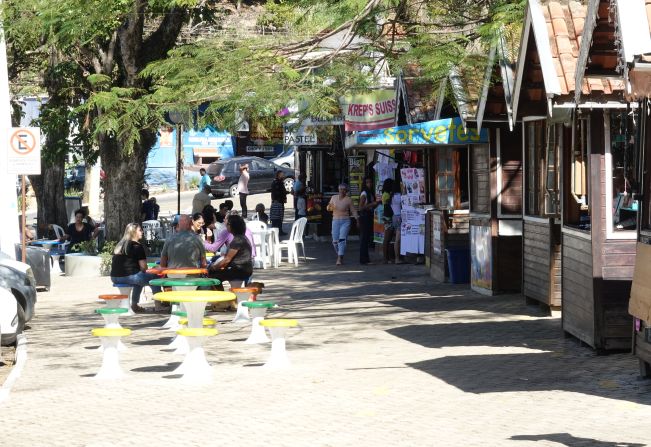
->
xmin=246 ymin=145 xmax=275 ymax=154
xmin=340 ymin=90 xmax=397 ymax=131
xmin=345 ymin=117 xmax=488 ymax=149
xmin=283 ymin=125 xmax=318 ymax=145
xmin=348 ymin=155 xmax=366 ymax=207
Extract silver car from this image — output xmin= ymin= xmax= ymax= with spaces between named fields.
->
xmin=270 ymin=147 xmax=295 ymax=169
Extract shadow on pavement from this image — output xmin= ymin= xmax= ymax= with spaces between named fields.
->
xmin=387 ymin=319 xmax=563 ymax=351
xmin=382 ymin=294 xmax=547 ymax=317
xmin=408 ymin=352 xmax=651 ymax=405
xmin=132 ymin=362 xmax=181 ymax=373
xmin=510 ymin=433 xmax=646 ymax=446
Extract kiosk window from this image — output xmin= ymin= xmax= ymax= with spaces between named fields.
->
xmin=564 ymin=115 xmax=590 ymax=230
xmin=526 ymin=121 xmax=561 ymax=217
xmin=435 ymin=147 xmax=468 ymax=210
xmin=609 ymin=109 xmax=639 ymax=232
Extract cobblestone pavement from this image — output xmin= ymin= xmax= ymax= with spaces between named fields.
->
xmin=2 ymin=239 xmax=651 ymax=446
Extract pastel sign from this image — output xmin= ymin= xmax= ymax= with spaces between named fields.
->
xmin=352 ymin=117 xmax=487 ymax=146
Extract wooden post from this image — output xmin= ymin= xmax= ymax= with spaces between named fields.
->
xmin=21 ymin=174 xmax=26 ymax=263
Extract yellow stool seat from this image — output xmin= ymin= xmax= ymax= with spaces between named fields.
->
xmin=177 ymin=328 xmax=218 ymax=337
xmin=92 ymin=328 xmax=132 ymax=337
xmin=178 ymin=317 xmax=217 ymax=326
xmin=260 ymin=319 xmax=299 ymax=328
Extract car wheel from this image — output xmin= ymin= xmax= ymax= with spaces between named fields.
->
xmin=284 ymin=177 xmax=294 ymax=193
xmin=1 ymin=303 xmax=24 ymax=347
xmin=281 ymin=163 xmax=291 ymax=168
xmin=229 ymin=184 xmax=239 ymax=198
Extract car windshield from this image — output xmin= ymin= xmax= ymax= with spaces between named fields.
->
xmin=207 ymin=162 xmax=225 ymax=176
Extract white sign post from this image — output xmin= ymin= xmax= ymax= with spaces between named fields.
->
xmin=0 ymin=20 xmax=20 ymax=259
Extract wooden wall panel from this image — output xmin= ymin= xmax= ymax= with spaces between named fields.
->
xmin=523 ymin=219 xmax=561 ymax=307
xmin=470 ymin=145 xmax=490 ymax=214
xmin=562 ymin=232 xmax=595 ymax=347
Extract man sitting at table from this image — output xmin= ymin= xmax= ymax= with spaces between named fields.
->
xmin=204 ymin=211 xmax=256 ymax=260
xmin=160 ymin=214 xmax=206 ymax=269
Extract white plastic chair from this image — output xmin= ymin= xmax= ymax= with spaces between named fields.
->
xmin=246 ymin=221 xmax=270 ymax=269
xmin=277 ymin=218 xmax=307 ymax=266
xmin=51 ymin=224 xmax=69 ymax=252
xmin=142 ymin=220 xmax=162 ymax=241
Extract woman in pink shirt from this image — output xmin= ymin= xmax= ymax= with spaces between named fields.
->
xmin=327 ymin=183 xmax=358 ymax=265
xmin=204 ymin=211 xmax=256 ymax=259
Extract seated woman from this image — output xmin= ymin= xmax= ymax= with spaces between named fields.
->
xmin=204 ymin=211 xmax=256 ymax=259
xmin=207 ymin=214 xmax=253 ymax=288
xmin=60 ymin=208 xmax=100 ymax=252
xmin=110 ymin=223 xmax=162 ymax=313
xmin=255 ymin=203 xmax=269 ymax=224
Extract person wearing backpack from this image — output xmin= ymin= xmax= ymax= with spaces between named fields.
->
xmin=382 ymin=178 xmax=403 ymax=264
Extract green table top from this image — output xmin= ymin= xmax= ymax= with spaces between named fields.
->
xmin=242 ymin=301 xmax=276 ymax=309
xmin=149 ymin=278 xmax=221 ymax=287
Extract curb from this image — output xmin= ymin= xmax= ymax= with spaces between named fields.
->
xmin=0 ymin=334 xmax=28 ymax=405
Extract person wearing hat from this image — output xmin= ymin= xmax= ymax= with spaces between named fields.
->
xmin=237 ymin=163 xmax=250 ymax=218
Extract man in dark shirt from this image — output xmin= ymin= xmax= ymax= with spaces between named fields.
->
xmin=140 ymin=189 xmax=160 ymax=221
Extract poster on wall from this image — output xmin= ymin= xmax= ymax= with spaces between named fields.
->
xmin=306 ymin=193 xmax=323 ymax=223
xmin=348 ymin=155 xmax=366 ymax=207
xmin=471 ymin=225 xmax=492 ymax=290
xmin=399 ymin=168 xmax=426 ymax=255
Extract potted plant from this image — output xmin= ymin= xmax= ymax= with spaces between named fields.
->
xmin=65 ymin=240 xmax=102 ymax=277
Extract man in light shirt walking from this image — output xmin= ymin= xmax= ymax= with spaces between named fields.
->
xmin=238 ymin=163 xmax=250 ymax=218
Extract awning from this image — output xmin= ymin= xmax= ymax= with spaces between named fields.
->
xmin=345 ymin=117 xmax=488 ymax=149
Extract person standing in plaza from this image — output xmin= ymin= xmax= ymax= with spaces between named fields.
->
xmin=358 ymin=176 xmax=379 ymax=264
xmin=270 ymin=171 xmax=288 ymax=235
xmin=140 ymin=189 xmax=160 ymax=221
xmin=292 ymin=173 xmax=306 ymax=219
xmin=192 ymin=184 xmax=213 ymax=214
xmin=198 ymin=167 xmax=211 ymax=191
xmin=327 ymin=183 xmax=358 ymax=266
xmin=238 ymin=163 xmax=250 ymax=218
xmin=110 ymin=223 xmax=162 ymax=313
xmin=160 ymin=214 xmax=206 ymax=269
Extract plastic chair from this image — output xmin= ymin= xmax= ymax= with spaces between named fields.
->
xmin=142 ymin=220 xmax=162 ymax=241
xmin=277 ymin=218 xmax=307 ymax=266
xmin=246 ymin=220 xmax=271 ymax=269
xmin=51 ymin=224 xmax=70 ymax=252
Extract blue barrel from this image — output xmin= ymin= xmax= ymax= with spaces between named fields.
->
xmin=445 ymin=247 xmax=470 ymax=284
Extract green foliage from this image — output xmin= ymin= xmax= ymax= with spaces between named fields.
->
xmin=71 ymin=239 xmax=98 ymax=255
xmin=99 ymin=240 xmax=117 ymax=276
xmin=188 ymin=176 xmax=200 ymax=189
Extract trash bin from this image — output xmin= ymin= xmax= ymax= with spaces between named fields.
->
xmin=445 ymin=247 xmax=470 ymax=284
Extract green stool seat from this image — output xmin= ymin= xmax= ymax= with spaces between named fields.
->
xmin=95 ymin=308 xmax=129 ymax=315
xmin=242 ymin=301 xmax=275 ymax=309
xmin=149 ymin=278 xmax=222 ymax=287
xmin=172 ymin=310 xmax=188 ymax=317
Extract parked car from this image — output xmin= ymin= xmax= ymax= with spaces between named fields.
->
xmin=208 ymin=156 xmax=295 ymax=198
xmin=270 ymin=146 xmax=295 ymax=169
xmin=0 ymin=255 xmax=37 ymax=346
xmin=0 ymin=287 xmax=21 ymax=346
xmin=64 ymin=165 xmax=85 ymax=190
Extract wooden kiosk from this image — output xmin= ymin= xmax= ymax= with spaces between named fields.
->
xmin=450 ymin=49 xmax=524 ymax=294
xmin=509 ymin=0 xmax=584 ymax=309
xmin=563 ymin=0 xmax=636 ymax=351
xmin=345 ymin=117 xmax=487 ymax=282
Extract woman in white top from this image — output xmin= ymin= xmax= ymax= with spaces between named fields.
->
xmin=238 ymin=163 xmax=250 ymax=218
xmin=327 ymin=183 xmax=358 ymax=265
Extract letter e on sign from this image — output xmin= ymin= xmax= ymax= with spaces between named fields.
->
xmin=6 ymin=127 xmax=41 ymax=175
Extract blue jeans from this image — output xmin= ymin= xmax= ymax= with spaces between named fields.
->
xmin=111 ymin=272 xmax=162 ymax=306
xmin=332 ymin=218 xmax=351 ymax=257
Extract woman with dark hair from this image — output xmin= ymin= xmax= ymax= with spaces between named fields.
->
xmin=202 ymin=204 xmax=218 ymax=243
xmin=207 ymin=214 xmax=253 ymax=288
xmin=358 ymin=176 xmax=379 ymax=264
xmin=270 ymin=171 xmax=288 ymax=235
xmin=191 ymin=212 xmax=206 ymax=240
xmin=60 ymin=208 xmax=99 ymax=252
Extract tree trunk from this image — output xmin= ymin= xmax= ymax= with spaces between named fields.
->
xmin=100 ymin=130 xmax=155 ymax=241
xmin=28 ymin=154 xmax=68 ymax=232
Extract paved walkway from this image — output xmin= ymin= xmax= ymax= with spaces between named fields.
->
xmin=3 ymin=239 xmax=651 ymax=446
